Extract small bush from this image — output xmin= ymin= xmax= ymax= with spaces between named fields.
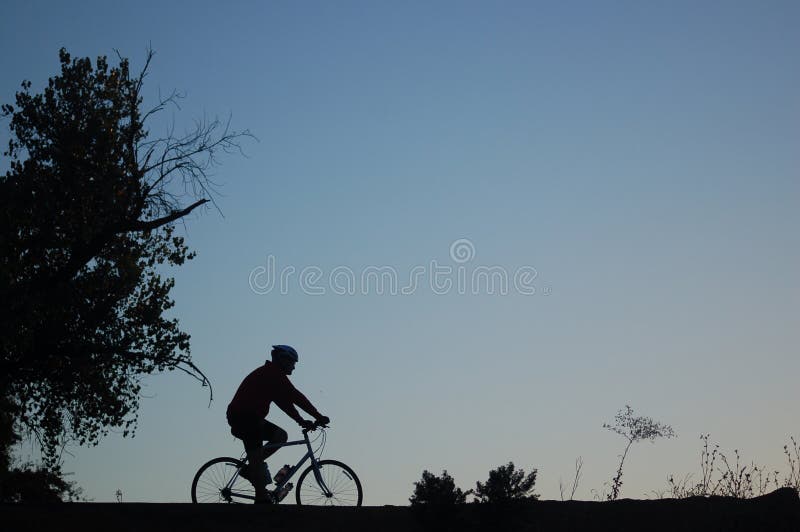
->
xmin=782 ymin=436 xmax=800 ymax=494
xmin=473 ymin=462 xmax=539 ymax=503
xmin=0 ymin=465 xmax=81 ymax=503
xmin=603 ymin=405 xmax=675 ymax=500
xmin=410 ymin=470 xmax=469 ymax=506
xmin=666 ymin=434 xmax=800 ymax=499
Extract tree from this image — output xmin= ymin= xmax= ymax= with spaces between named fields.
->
xmin=410 ymin=470 xmax=470 ymax=506
xmin=0 ymin=48 xmax=250 ymax=475
xmin=603 ymin=405 xmax=675 ymax=500
xmin=473 ymin=462 xmax=539 ymax=503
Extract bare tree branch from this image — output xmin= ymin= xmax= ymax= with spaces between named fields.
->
xmin=124 ymin=198 xmax=209 ymax=232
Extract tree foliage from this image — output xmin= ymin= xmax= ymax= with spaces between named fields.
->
xmin=0 ymin=48 xmax=249 ymax=472
xmin=410 ymin=470 xmax=470 ymax=506
xmin=473 ymin=462 xmax=539 ymax=503
xmin=0 ymin=386 xmax=81 ymax=501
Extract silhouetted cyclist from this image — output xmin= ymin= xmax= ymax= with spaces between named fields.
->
xmin=227 ymin=345 xmax=329 ymax=503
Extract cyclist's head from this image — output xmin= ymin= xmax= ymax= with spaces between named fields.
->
xmin=271 ymin=344 xmax=299 ymax=374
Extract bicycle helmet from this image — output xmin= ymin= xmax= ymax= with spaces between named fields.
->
xmin=271 ymin=344 xmax=299 ymax=363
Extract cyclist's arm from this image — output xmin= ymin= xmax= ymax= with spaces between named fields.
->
xmin=275 ymin=375 xmax=323 ymax=423
xmin=289 ymin=387 xmax=323 ymax=420
xmin=273 ymin=399 xmax=306 ymax=426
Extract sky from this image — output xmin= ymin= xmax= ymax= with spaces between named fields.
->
xmin=2 ymin=1 xmax=798 ymax=504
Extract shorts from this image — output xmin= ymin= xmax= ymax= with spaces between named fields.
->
xmin=227 ymin=411 xmax=287 ymax=449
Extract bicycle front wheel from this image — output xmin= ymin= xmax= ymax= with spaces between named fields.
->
xmin=191 ymin=456 xmax=254 ymax=503
xmin=295 ymin=459 xmax=363 ymax=506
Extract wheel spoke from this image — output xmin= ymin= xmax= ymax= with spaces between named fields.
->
xmin=192 ymin=458 xmax=256 ymax=504
xmin=297 ymin=461 xmax=362 ymax=506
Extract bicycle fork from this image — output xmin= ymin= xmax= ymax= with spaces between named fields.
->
xmin=310 ymin=459 xmax=334 ymax=498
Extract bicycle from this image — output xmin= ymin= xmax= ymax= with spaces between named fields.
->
xmin=191 ymin=421 xmax=362 ymax=506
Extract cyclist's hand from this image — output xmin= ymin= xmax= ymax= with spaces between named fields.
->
xmin=299 ymin=419 xmax=315 ymax=431
xmin=316 ymin=415 xmax=330 ymax=426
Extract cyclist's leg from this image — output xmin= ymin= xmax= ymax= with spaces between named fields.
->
xmin=240 ymin=420 xmax=285 ymax=501
xmin=243 ymin=438 xmax=269 ymax=498
xmin=228 ymin=412 xmax=269 ymax=499
xmin=260 ymin=420 xmax=288 ymax=462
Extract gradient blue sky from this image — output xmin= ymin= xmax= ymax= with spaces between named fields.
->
xmin=2 ymin=1 xmax=798 ymax=503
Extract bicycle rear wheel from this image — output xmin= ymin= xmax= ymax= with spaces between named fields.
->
xmin=295 ymin=459 xmax=363 ymax=506
xmin=191 ymin=456 xmax=255 ymax=503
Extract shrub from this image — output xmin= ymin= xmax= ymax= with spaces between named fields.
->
xmin=603 ymin=405 xmax=675 ymax=500
xmin=782 ymin=436 xmax=800 ymax=494
xmin=410 ymin=470 xmax=469 ymax=506
xmin=0 ymin=465 xmax=81 ymax=503
xmin=666 ymin=434 xmax=800 ymax=499
xmin=473 ymin=462 xmax=538 ymax=503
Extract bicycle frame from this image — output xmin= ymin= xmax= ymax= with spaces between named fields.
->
xmin=225 ymin=428 xmax=331 ymax=502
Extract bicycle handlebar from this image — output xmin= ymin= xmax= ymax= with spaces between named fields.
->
xmin=302 ymin=421 xmax=329 ymax=434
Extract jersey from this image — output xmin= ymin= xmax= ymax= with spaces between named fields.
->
xmin=227 ymin=360 xmax=322 ymax=425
